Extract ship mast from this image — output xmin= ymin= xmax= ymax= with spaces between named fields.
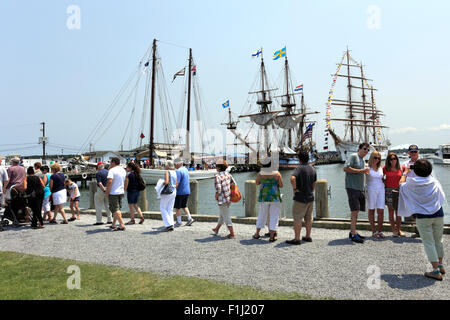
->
xmin=280 ymin=55 xmax=296 ymax=149
xmin=149 ymin=38 xmax=157 ymax=168
xmin=185 ymin=48 xmax=192 ymax=161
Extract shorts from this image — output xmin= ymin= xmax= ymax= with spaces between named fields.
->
xmin=42 ymin=196 xmax=51 ymax=212
xmin=52 ymin=189 xmax=67 ymax=206
xmin=174 ymin=194 xmax=189 ymax=209
xmin=70 ymin=197 xmax=80 ymax=203
xmin=127 ymin=190 xmax=140 ymax=204
xmin=292 ymin=200 xmax=314 ymax=223
xmin=346 ymin=188 xmax=366 ymax=212
xmin=367 ymin=188 xmax=385 ymax=210
xmin=109 ymin=194 xmax=124 ymax=213
xmin=385 ymin=187 xmax=399 ymax=210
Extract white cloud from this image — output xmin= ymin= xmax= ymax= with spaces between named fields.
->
xmin=426 ymin=124 xmax=450 ymax=131
xmin=389 ymin=127 xmax=418 ymax=134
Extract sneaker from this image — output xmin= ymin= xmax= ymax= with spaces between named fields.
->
xmin=174 ymin=222 xmax=182 ymax=227
xmin=186 ymin=218 xmax=195 ymax=226
xmin=356 ymin=233 xmax=366 ymax=239
xmin=350 ymin=233 xmax=364 ymax=243
xmin=165 ymin=226 xmax=174 ymax=232
xmin=411 ymin=233 xmax=421 ymax=238
xmin=286 ymin=239 xmax=301 ymax=245
xmin=93 ymin=222 xmax=104 ymax=226
xmin=424 ymin=270 xmax=443 ymax=281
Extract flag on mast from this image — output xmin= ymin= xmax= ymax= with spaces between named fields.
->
xmin=222 ymin=100 xmax=230 ymax=109
xmin=172 ymin=67 xmax=185 ymax=82
xmin=273 ymin=47 xmax=286 ymax=60
xmin=252 ymin=49 xmax=262 ymax=58
xmin=301 ymin=123 xmax=314 ymax=143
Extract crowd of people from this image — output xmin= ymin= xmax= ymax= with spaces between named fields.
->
xmin=0 ymin=144 xmax=446 ymax=281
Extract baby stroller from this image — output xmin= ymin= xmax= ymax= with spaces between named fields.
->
xmin=1 ymin=186 xmax=30 ymax=228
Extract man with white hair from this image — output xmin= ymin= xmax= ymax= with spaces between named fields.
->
xmin=5 ymin=157 xmax=26 ymax=196
xmin=174 ymin=158 xmax=194 ymax=227
xmin=93 ymin=162 xmax=112 ymax=225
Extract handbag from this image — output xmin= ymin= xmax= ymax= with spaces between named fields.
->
xmin=161 ymin=183 xmax=174 ymax=195
xmin=230 ymin=176 xmax=241 ymax=203
xmin=137 ymin=174 xmax=146 ymax=191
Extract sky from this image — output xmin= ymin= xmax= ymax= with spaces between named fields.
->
xmin=1 ymin=0 xmax=450 ymax=157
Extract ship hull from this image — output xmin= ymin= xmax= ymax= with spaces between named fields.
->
xmin=334 ymin=141 xmax=388 ymax=162
xmin=141 ymin=168 xmax=217 ymax=185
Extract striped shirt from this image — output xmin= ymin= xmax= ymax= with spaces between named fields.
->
xmin=214 ymin=171 xmax=232 ymax=205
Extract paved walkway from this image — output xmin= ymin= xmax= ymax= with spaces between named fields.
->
xmin=0 ymin=214 xmax=448 ymax=300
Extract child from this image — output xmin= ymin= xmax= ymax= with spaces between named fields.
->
xmin=65 ymin=179 xmax=80 ymax=221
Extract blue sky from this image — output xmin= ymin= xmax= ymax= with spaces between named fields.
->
xmin=1 ymin=0 xmax=449 ymax=156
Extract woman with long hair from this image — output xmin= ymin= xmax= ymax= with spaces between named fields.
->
xmin=124 ymin=162 xmax=145 ymax=225
xmin=367 ymin=151 xmax=385 ymax=238
xmin=383 ymin=152 xmax=404 ymax=236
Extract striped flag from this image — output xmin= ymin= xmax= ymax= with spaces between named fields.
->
xmin=301 ymin=123 xmax=314 ymax=143
xmin=172 ymin=67 xmax=185 ymax=82
xmin=294 ymin=84 xmax=303 ymax=92
xmin=252 ymin=49 xmax=262 ymax=58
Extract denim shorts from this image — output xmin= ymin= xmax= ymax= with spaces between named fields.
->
xmin=127 ymin=191 xmax=140 ymax=204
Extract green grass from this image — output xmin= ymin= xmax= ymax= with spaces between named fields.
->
xmin=0 ymin=251 xmax=321 ymax=300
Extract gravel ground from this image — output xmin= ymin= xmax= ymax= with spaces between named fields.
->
xmin=0 ymin=214 xmax=448 ymax=300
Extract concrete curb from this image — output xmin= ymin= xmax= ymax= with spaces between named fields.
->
xmin=77 ymin=208 xmax=450 ymax=234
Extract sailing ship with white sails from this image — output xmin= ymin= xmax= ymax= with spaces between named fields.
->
xmin=324 ymin=48 xmax=389 ymax=162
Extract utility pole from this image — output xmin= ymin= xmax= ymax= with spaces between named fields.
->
xmin=40 ymin=122 xmax=47 ymax=163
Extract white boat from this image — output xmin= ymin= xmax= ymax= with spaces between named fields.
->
xmin=430 ymin=144 xmax=450 ymax=165
xmin=329 ymin=135 xmax=388 ymax=162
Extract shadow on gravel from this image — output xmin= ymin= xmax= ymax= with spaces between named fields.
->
xmin=381 ymin=274 xmax=436 ymax=290
xmin=328 ymin=238 xmax=356 ymax=246
xmin=85 ymin=228 xmax=112 ymax=235
xmin=143 ymin=227 xmax=169 ymax=235
xmin=239 ymin=239 xmax=271 ymax=246
xmin=195 ymin=236 xmax=227 ymax=243
xmin=75 ymin=224 xmax=97 ymax=228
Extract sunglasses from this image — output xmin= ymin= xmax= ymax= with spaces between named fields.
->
xmin=374 ymin=157 xmax=381 ymax=160
xmin=362 ymin=148 xmax=369 ymax=151
xmin=409 ymin=151 xmax=418 ymax=153
xmin=389 ymin=158 xmax=397 ymax=161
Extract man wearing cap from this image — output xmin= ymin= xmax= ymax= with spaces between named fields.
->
xmin=401 ymin=144 xmax=423 ymax=238
xmin=174 ymin=158 xmax=195 ymax=227
xmin=93 ymin=162 xmax=112 ymax=225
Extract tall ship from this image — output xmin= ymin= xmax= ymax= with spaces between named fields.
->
xmin=324 ymin=48 xmax=389 ymax=162
xmin=78 ymin=39 xmax=217 ymax=184
xmin=232 ymin=47 xmax=319 ymax=169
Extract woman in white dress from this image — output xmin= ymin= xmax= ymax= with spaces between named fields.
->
xmin=366 ymin=151 xmax=385 ymax=238
xmin=159 ymin=160 xmax=177 ymax=231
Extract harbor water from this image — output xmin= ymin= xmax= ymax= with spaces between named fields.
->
xmin=78 ymin=163 xmax=450 ymax=224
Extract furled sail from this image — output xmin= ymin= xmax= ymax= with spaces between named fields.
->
xmin=249 ymin=113 xmax=276 ymax=126
xmin=274 ymin=114 xmax=303 ymax=129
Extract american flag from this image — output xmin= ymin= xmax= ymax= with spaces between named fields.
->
xmin=301 ymin=123 xmax=314 ymax=143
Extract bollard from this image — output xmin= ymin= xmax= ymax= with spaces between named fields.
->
xmin=187 ymin=180 xmax=198 ymax=215
xmin=245 ymin=180 xmax=258 ymax=217
xmin=138 ymin=189 xmax=148 ymax=212
xmin=315 ymin=179 xmax=329 ymax=219
xmin=89 ymin=180 xmax=97 ymax=209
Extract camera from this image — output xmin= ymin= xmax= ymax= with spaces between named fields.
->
xmin=409 ymin=164 xmax=415 ymax=170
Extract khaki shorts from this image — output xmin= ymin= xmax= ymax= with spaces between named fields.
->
xmin=292 ymin=200 xmax=314 ymax=223
xmin=108 ymin=194 xmax=124 ymax=213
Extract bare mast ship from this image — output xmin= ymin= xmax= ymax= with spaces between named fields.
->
xmin=325 ymin=48 xmax=389 ymax=162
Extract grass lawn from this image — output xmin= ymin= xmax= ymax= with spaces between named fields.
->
xmin=0 ymin=251 xmax=321 ymax=300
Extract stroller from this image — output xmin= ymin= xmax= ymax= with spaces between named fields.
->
xmin=1 ymin=186 xmax=30 ymax=228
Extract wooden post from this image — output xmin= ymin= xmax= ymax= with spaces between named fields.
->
xmin=138 ymin=190 xmax=148 ymax=212
xmin=315 ymin=179 xmax=329 ymax=219
xmin=89 ymin=180 xmax=97 ymax=209
xmin=245 ymin=180 xmax=258 ymax=217
xmin=187 ymin=180 xmax=198 ymax=215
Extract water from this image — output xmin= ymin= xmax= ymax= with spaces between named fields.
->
xmin=78 ymin=163 xmax=450 ymax=223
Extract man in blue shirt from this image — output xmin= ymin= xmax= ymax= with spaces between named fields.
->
xmin=94 ymin=162 xmax=112 ymax=225
xmin=174 ymin=158 xmax=194 ymax=227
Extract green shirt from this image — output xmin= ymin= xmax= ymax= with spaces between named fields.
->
xmin=344 ymin=153 xmax=365 ymax=191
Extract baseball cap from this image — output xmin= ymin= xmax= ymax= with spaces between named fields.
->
xmin=408 ymin=145 xmax=419 ymax=152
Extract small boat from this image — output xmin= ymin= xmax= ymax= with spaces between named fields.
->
xmin=430 ymin=144 xmax=450 ymax=165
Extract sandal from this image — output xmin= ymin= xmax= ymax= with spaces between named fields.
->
xmin=126 ymin=220 xmax=135 ymax=225
xmin=113 ymin=227 xmax=126 ymax=231
xmin=61 ymin=220 xmax=68 ymax=224
xmin=49 ymin=219 xmax=58 ymax=224
xmin=252 ymin=234 xmax=261 ymax=239
xmin=226 ymin=234 xmax=235 ymax=239
xmin=211 ymin=228 xmax=219 ymax=236
xmin=139 ymin=217 xmax=145 ymax=225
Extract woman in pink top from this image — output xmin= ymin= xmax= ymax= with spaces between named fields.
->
xmin=383 ymin=153 xmax=404 ymax=237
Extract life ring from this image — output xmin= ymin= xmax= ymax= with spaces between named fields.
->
xmin=82 ymin=173 xmax=88 ymax=179
xmin=64 ymin=174 xmax=69 ymax=179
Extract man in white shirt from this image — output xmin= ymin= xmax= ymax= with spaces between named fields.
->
xmin=105 ymin=157 xmax=127 ymax=231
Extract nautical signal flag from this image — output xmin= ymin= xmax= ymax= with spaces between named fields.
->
xmin=191 ymin=65 xmax=197 ymax=76
xmin=222 ymin=100 xmax=230 ymax=109
xmin=172 ymin=67 xmax=185 ymax=82
xmin=294 ymin=84 xmax=303 ymax=92
xmin=140 ymin=133 xmax=145 ymax=139
xmin=273 ymin=47 xmax=286 ymax=60
xmin=252 ymin=49 xmax=262 ymax=58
